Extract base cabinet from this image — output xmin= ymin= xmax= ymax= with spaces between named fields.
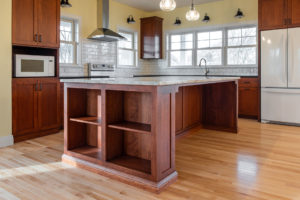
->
xmin=12 ymin=78 xmax=61 ymax=142
xmin=238 ymin=78 xmax=259 ymax=119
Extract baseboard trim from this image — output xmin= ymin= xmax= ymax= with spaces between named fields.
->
xmin=0 ymin=134 xmax=14 ymax=148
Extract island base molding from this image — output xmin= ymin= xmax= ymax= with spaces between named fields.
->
xmin=62 ymin=154 xmax=178 ymax=193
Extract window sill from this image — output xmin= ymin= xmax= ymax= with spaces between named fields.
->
xmin=168 ymin=65 xmax=258 ymax=69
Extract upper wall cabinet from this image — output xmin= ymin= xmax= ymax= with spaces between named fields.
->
xmin=12 ymin=0 xmax=60 ymax=48
xmin=259 ymin=0 xmax=300 ymax=30
xmin=140 ymin=17 xmax=163 ymax=59
xmin=288 ymin=0 xmax=300 ymax=27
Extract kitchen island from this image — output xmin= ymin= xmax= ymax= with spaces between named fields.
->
xmin=61 ymin=76 xmax=239 ymax=193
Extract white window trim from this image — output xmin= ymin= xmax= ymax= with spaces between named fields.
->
xmin=60 ymin=15 xmax=82 ymax=67
xmin=166 ymin=22 xmax=258 ymax=69
xmin=117 ymin=28 xmax=138 ymax=68
xmin=168 ymin=31 xmax=195 ymax=67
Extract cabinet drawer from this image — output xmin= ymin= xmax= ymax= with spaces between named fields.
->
xmin=239 ymin=78 xmax=259 ymax=88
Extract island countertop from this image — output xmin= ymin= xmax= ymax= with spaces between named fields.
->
xmin=60 ymin=76 xmax=240 ymax=86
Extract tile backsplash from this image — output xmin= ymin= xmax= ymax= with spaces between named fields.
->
xmin=60 ymin=40 xmax=258 ymax=77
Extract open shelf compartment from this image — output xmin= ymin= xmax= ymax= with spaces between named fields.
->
xmin=105 ymin=90 xmax=153 ymax=175
xmin=108 ymin=121 xmax=151 ymax=134
xmin=70 ymin=117 xmax=102 ymax=126
xmin=67 ymin=88 xmax=102 ymax=161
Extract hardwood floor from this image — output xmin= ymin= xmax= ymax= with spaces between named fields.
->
xmin=1 ymin=119 xmax=300 ymax=199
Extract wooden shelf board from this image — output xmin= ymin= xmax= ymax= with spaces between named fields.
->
xmin=108 ymin=121 xmax=151 ymax=134
xmin=70 ymin=117 xmax=101 ymax=126
xmin=109 ymin=155 xmax=151 ymax=174
xmin=71 ymin=146 xmax=102 ymax=160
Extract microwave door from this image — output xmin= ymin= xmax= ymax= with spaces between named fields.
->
xmin=16 ymin=58 xmax=47 ymax=77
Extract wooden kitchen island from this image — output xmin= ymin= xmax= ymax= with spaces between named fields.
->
xmin=61 ymin=76 xmax=239 ymax=193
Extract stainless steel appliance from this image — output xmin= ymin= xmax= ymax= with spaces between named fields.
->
xmin=261 ymin=28 xmax=300 ymax=125
xmin=87 ymin=63 xmax=115 ymax=77
xmin=87 ymin=0 xmax=125 ymax=42
xmin=15 ymin=54 xmax=55 ymax=77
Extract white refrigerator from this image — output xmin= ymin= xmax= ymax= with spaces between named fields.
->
xmin=261 ymin=28 xmax=300 ymax=125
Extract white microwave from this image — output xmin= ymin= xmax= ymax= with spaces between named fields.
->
xmin=15 ymin=54 xmax=55 ymax=77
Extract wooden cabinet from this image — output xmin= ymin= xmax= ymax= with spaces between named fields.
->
xmin=12 ymin=0 xmax=60 ymax=48
xmin=259 ymin=0 xmax=287 ymax=30
xmin=182 ymin=86 xmax=203 ymax=129
xmin=38 ymin=79 xmax=61 ymax=130
xmin=288 ymin=0 xmax=300 ymax=27
xmin=140 ymin=17 xmax=163 ymax=59
xmin=175 ymin=87 xmax=183 ymax=133
xmin=175 ymin=86 xmax=203 ymax=135
xmin=12 ymin=78 xmax=61 ymax=142
xmin=238 ymin=78 xmax=259 ymax=119
xmin=12 ymin=0 xmax=36 ymax=46
xmin=259 ymin=0 xmax=300 ymax=30
xmin=12 ymin=79 xmax=39 ymax=137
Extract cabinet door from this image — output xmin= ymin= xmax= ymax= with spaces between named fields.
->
xmin=12 ymin=79 xmax=39 ymax=136
xmin=36 ymin=0 xmax=60 ymax=48
xmin=239 ymin=88 xmax=259 ymax=118
xmin=38 ymin=79 xmax=60 ymax=130
xmin=288 ymin=0 xmax=300 ymax=27
xmin=140 ymin=17 xmax=163 ymax=59
xmin=259 ymin=0 xmax=287 ymax=30
xmin=12 ymin=0 xmax=37 ymax=46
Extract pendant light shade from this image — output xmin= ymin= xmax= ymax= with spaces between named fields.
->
xmin=60 ymin=0 xmax=72 ymax=8
xmin=160 ymin=0 xmax=176 ymax=12
xmin=186 ymin=0 xmax=200 ymax=21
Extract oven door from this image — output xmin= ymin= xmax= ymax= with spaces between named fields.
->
xmin=15 ymin=55 xmax=55 ymax=77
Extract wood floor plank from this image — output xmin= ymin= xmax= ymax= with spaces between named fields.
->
xmin=1 ymin=119 xmax=300 ymax=199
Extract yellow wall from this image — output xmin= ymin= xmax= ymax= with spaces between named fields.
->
xmin=61 ymin=0 xmax=98 ymax=38
xmin=109 ymin=0 xmax=147 ymax=32
xmin=149 ymin=0 xmax=258 ymax=31
xmin=0 ymin=0 xmax=12 ymax=138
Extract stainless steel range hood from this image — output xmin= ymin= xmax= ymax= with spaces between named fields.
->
xmin=88 ymin=0 xmax=125 ymax=42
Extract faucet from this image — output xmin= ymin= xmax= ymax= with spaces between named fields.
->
xmin=199 ymin=58 xmax=209 ymax=76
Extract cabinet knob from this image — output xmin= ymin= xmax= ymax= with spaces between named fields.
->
xmin=35 ymin=83 xmax=39 ymax=91
xmin=39 ymin=35 xmax=42 ymax=42
xmin=40 ymin=83 xmax=42 ymax=91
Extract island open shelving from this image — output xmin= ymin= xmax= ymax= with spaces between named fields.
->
xmin=61 ymin=76 xmax=239 ymax=193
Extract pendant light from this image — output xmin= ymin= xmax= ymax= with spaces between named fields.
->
xmin=160 ymin=0 xmax=176 ymax=12
xmin=60 ymin=0 xmax=72 ymax=8
xmin=186 ymin=0 xmax=200 ymax=21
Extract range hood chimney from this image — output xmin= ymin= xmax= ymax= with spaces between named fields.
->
xmin=88 ymin=0 xmax=125 ymax=42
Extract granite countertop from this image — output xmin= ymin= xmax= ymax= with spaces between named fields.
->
xmin=60 ymin=76 xmax=240 ymax=86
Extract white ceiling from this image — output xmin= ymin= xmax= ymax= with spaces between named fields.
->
xmin=114 ymin=0 xmax=223 ymax=12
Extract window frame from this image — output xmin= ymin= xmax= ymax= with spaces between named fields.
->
xmin=168 ymin=32 xmax=195 ymax=67
xmin=59 ymin=17 xmax=80 ymax=66
xmin=196 ymin=30 xmax=224 ymax=67
xmin=166 ymin=24 xmax=258 ymax=68
xmin=225 ymin=26 xmax=258 ymax=66
xmin=117 ymin=29 xmax=138 ymax=68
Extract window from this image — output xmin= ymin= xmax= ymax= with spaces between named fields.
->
xmin=227 ymin=27 xmax=257 ymax=65
xmin=197 ymin=31 xmax=223 ymax=66
xmin=169 ymin=33 xmax=193 ymax=67
xmin=118 ymin=30 xmax=138 ymax=67
xmin=60 ymin=18 xmax=79 ymax=64
xmin=167 ymin=25 xmax=257 ymax=68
